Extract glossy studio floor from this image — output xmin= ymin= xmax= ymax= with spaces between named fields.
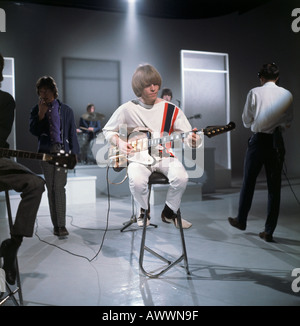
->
xmin=0 ymin=176 xmax=300 ymax=307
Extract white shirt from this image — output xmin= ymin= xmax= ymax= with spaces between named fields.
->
xmin=103 ymin=99 xmax=192 ymax=142
xmin=242 ymin=82 xmax=293 ymax=134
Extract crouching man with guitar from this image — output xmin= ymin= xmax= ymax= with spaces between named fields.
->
xmin=0 ymin=53 xmax=45 ymax=286
xmin=103 ymin=64 xmax=201 ymax=229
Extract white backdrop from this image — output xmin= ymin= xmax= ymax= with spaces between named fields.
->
xmin=1 ymin=57 xmax=15 ymax=149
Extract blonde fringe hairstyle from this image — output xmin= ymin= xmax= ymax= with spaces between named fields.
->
xmin=131 ymin=64 xmax=162 ymax=97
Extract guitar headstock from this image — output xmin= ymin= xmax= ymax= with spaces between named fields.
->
xmin=47 ymin=152 xmax=77 ymax=169
xmin=203 ymin=121 xmax=236 ymax=138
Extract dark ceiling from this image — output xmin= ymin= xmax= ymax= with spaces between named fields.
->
xmin=13 ymin=0 xmax=272 ymax=19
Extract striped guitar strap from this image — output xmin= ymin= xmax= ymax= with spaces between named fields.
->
xmin=160 ymin=102 xmax=179 ymax=156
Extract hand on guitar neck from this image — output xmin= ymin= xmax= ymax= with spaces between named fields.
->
xmin=186 ymin=128 xmax=202 ymax=148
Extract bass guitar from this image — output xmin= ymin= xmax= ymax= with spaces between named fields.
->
xmin=109 ymin=121 xmax=235 ymax=171
xmin=0 ymin=148 xmax=77 ymax=169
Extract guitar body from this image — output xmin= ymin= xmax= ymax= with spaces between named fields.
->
xmin=108 ymin=121 xmax=236 ymax=171
xmin=108 ymin=128 xmax=156 ymax=171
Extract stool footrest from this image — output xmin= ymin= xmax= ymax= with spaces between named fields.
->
xmin=139 ymin=208 xmax=190 ymax=278
xmin=140 ymin=246 xmax=188 ymax=278
xmin=144 ymin=246 xmax=171 ymax=264
xmin=0 ymin=284 xmax=22 ymax=306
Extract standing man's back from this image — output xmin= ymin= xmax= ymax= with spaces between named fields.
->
xmin=228 ymin=63 xmax=293 ymax=242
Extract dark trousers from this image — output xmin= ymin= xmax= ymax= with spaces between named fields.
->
xmin=237 ymin=132 xmax=285 ymax=235
xmin=0 ymin=158 xmax=45 ymax=237
xmin=41 ymin=161 xmax=67 ymax=228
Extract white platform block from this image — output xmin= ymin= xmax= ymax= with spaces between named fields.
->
xmin=0 ymin=175 xmax=97 ymax=218
xmin=40 ymin=175 xmax=97 ymax=206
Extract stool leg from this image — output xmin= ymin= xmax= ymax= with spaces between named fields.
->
xmin=139 ymin=206 xmax=190 ymax=277
xmin=139 ymin=185 xmax=153 ymax=273
xmin=147 ymin=185 xmax=158 ymax=229
xmin=139 ymin=208 xmax=170 ymax=277
xmin=120 ymin=196 xmax=137 ymax=232
xmin=14 ymin=259 xmax=23 ymax=305
xmin=176 ymin=210 xmax=190 ymax=275
xmin=138 ymin=209 xmax=148 ymax=274
xmin=3 ymin=191 xmax=24 ymax=306
xmin=5 ymin=190 xmax=13 ymax=230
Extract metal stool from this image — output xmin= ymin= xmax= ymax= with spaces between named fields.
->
xmin=0 ymin=190 xmax=23 ymax=306
xmin=139 ymin=172 xmax=190 ymax=278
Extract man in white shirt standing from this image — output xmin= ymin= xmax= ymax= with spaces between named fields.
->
xmin=228 ymin=63 xmax=293 ymax=242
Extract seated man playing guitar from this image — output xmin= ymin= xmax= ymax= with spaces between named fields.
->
xmin=0 ymin=53 xmax=45 ymax=285
xmin=103 ymin=64 xmax=200 ymax=228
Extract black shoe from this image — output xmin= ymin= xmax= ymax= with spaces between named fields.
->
xmin=228 ymin=217 xmax=246 ymax=231
xmin=161 ymin=211 xmax=192 ymax=229
xmin=0 ymin=239 xmax=20 ymax=285
xmin=53 ymin=227 xmax=69 ymax=237
xmin=259 ymin=231 xmax=274 ymax=242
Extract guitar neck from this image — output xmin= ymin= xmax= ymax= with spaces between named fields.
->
xmin=203 ymin=121 xmax=236 ymax=138
xmin=0 ymin=148 xmax=51 ymax=161
xmin=145 ymin=121 xmax=236 ymax=146
xmin=148 ymin=132 xmax=185 ymax=147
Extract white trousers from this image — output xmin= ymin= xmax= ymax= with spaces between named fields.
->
xmin=127 ymin=157 xmax=188 ymax=213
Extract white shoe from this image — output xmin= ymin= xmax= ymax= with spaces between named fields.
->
xmin=137 ymin=209 xmax=150 ymax=227
xmin=137 ymin=216 xmax=150 ymax=227
xmin=161 ymin=213 xmax=192 ymax=229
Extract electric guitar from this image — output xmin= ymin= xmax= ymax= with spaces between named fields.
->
xmin=109 ymin=121 xmax=235 ymax=171
xmin=0 ymin=148 xmax=77 ymax=169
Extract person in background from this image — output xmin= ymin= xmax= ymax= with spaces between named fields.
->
xmin=161 ymin=88 xmax=173 ymax=102
xmin=77 ymin=103 xmax=101 ymax=164
xmin=228 ymin=63 xmax=293 ymax=242
xmin=0 ymin=53 xmax=45 ymax=285
xmin=29 ymin=76 xmax=79 ymax=237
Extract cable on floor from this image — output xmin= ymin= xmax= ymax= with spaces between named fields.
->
xmin=283 ymin=161 xmax=300 ymax=205
xmin=34 ymin=165 xmax=113 ymax=262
